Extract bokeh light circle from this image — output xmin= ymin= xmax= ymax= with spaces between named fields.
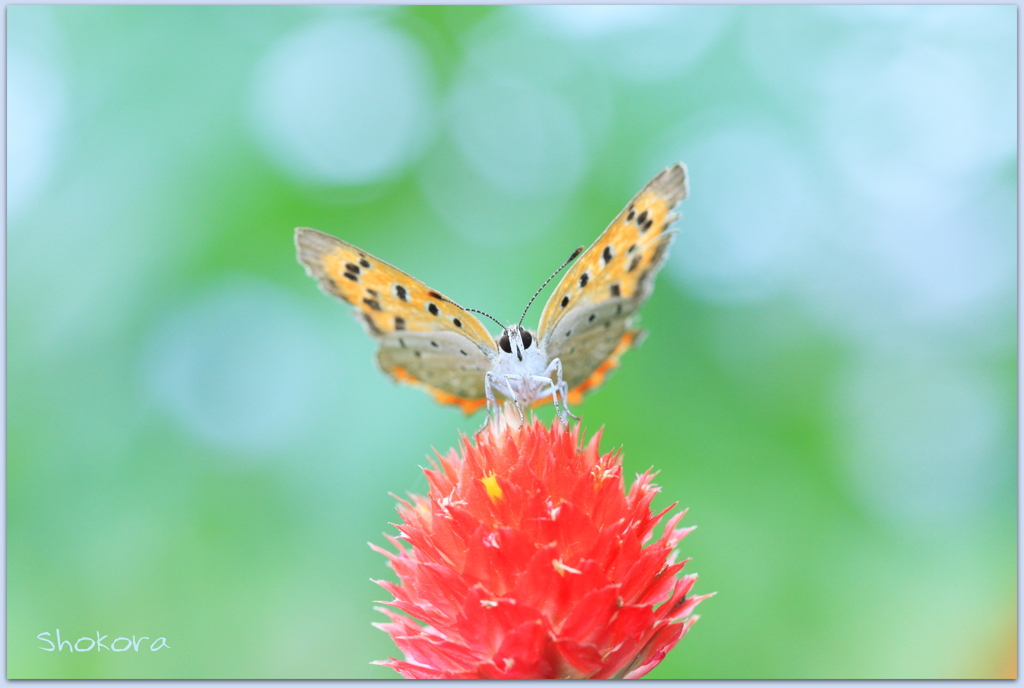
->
xmin=448 ymin=66 xmax=587 ymax=200
xmin=142 ymin=278 xmax=336 ymax=457
xmin=249 ymin=17 xmax=436 ymax=186
xmin=523 ymin=5 xmax=735 ymax=83
xmin=839 ymin=356 xmax=1004 ymax=530
xmin=7 ymin=49 xmax=65 ymax=217
xmin=657 ymin=122 xmax=820 ymax=303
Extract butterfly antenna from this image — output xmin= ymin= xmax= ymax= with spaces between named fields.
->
xmin=435 ymin=295 xmax=507 ymax=329
xmin=518 ymin=246 xmax=584 ymax=327
xmin=463 ymin=307 xmax=507 ymax=329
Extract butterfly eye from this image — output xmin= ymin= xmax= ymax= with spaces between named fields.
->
xmin=499 ymin=333 xmax=512 ymax=354
xmin=520 ymin=329 xmax=533 ymax=349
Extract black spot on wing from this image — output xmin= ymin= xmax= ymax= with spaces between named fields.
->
xmin=453 ymin=318 xmax=462 ymax=328
xmin=579 ymin=272 xmax=589 ymax=288
xmin=602 ymin=245 xmax=614 ymax=265
xmin=427 ymin=302 xmax=439 ymax=316
xmin=610 ymin=284 xmax=621 ymax=298
xmin=359 ymin=258 xmax=371 ymax=269
xmin=637 ymin=210 xmax=648 ymax=226
xmin=628 ymin=255 xmax=642 ymax=272
xmin=561 ymin=295 xmax=570 ymax=308
xmin=362 ymin=313 xmax=382 ymax=336
xmin=363 ymin=297 xmax=382 ymax=311
xmin=395 ymin=317 xmax=406 ymax=331
xmin=394 ymin=285 xmax=408 ymax=301
xmin=345 ymin=262 xmax=361 ymax=274
xmin=343 ymin=272 xmax=359 ymax=282
xmin=588 ymin=313 xmax=596 ymax=322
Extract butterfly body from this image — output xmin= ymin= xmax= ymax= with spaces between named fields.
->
xmin=295 ymin=162 xmax=688 ymax=421
xmin=486 ymin=325 xmax=572 ymax=421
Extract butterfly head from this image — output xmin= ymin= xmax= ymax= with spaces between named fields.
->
xmin=498 ymin=325 xmax=535 ymax=362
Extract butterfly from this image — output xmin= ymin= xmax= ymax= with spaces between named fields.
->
xmin=295 ymin=162 xmax=687 ymax=423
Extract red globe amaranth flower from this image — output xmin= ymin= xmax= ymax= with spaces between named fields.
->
xmin=372 ymin=407 xmax=711 ymax=679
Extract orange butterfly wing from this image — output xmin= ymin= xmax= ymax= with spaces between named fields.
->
xmin=537 ymin=163 xmax=688 ymax=396
xmin=295 ymin=228 xmax=495 ymax=412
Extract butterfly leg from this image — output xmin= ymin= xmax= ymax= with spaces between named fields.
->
xmin=502 ymin=374 xmax=527 ymax=425
xmin=541 ymin=358 xmax=579 ymax=424
xmin=484 ymin=371 xmax=500 ymax=420
xmin=528 ymin=373 xmax=568 ymax=424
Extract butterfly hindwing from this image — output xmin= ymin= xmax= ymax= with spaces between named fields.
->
xmin=295 ymin=228 xmax=497 ymax=410
xmin=538 ymin=163 xmax=687 ymax=395
xmin=542 ymin=298 xmax=634 ymax=389
xmin=377 ymin=331 xmax=492 ymax=401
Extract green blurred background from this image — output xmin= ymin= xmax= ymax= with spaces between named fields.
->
xmin=7 ymin=5 xmax=1016 ymax=679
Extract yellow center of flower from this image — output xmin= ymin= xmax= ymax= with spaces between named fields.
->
xmin=480 ymin=473 xmax=503 ymax=504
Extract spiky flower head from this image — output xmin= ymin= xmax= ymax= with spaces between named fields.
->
xmin=372 ymin=406 xmax=711 ymax=679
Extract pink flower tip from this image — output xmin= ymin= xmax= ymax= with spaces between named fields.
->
xmin=372 ymin=405 xmax=711 ymax=679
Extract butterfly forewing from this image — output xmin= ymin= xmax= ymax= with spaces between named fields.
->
xmin=538 ymin=163 xmax=687 ymax=393
xmin=295 ymin=228 xmax=497 ymax=356
xmin=296 ymin=228 xmax=498 ymax=409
